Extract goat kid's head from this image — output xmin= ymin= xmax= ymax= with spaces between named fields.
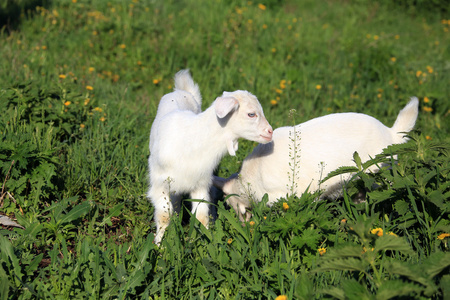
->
xmin=214 ymin=91 xmax=273 ymax=146
xmin=213 ymin=174 xmax=252 ymax=222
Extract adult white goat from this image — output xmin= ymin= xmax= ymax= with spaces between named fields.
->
xmin=148 ymin=70 xmax=273 ymax=244
xmin=213 ymin=98 xmax=419 ymax=221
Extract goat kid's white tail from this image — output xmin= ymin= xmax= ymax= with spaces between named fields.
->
xmin=391 ymin=97 xmax=419 ymax=143
xmin=174 ymin=69 xmax=202 ymax=107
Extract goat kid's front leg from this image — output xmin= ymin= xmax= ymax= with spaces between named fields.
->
xmin=190 ymin=189 xmax=210 ymax=228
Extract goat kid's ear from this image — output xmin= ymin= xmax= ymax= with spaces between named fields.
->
xmin=212 ymin=174 xmax=238 ymax=195
xmin=214 ymin=96 xmax=239 ymax=118
xmin=212 ymin=175 xmax=227 ymax=190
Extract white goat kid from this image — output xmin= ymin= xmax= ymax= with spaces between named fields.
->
xmin=214 ymin=98 xmax=419 ymax=221
xmin=148 ymin=70 xmax=273 ymax=244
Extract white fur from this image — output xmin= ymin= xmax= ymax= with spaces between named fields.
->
xmin=148 ymin=70 xmax=273 ymax=244
xmin=214 ymin=98 xmax=419 ymax=221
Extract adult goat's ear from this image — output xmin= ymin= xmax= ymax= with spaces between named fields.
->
xmin=214 ymin=96 xmax=239 ymax=118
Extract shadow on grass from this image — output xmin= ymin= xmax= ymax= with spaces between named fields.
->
xmin=0 ymin=0 xmax=52 ymax=33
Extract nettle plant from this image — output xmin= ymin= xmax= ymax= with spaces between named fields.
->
xmin=0 ymin=81 xmax=97 ymax=213
xmin=314 ymin=215 xmax=450 ymax=299
xmin=315 ymin=133 xmax=450 ymax=298
xmin=324 ymin=133 xmax=450 ymax=247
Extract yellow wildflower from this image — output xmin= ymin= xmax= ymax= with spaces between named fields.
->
xmin=390 ymin=57 xmax=396 ymax=62
xmin=387 ymin=232 xmax=398 ymax=237
xmin=59 ymin=74 xmax=66 ymax=79
xmin=275 ymin=296 xmax=287 ymax=300
xmin=374 ymin=35 xmax=379 ymax=40
xmin=275 ymin=88 xmax=283 ymax=94
xmin=86 ymin=85 xmax=94 ymax=90
xmin=100 ymin=117 xmax=106 ymax=122
xmin=316 ymin=85 xmax=322 ymax=90
xmin=437 ymin=233 xmax=450 ymax=240
xmin=318 ymin=248 xmax=326 ymax=256
xmin=362 ymin=247 xmax=375 ymax=253
xmin=262 ymin=24 xmax=268 ymax=29
xmin=283 ymin=202 xmax=289 ymax=210
xmin=426 ymin=135 xmax=432 ymax=140
xmin=424 ymin=96 xmax=430 ymax=103
xmin=280 ymin=80 xmax=287 ymax=89
xmin=423 ymin=106 xmax=432 ymax=112
xmin=371 ymin=228 xmax=383 ymax=237
xmin=88 ymin=67 xmax=95 ymax=73
xmin=119 ymin=44 xmax=126 ymax=49
xmin=249 ymin=221 xmax=255 ymax=226
xmin=395 ymin=34 xmax=400 ymax=39
xmin=258 ymin=3 xmax=266 ymax=10
xmin=153 ymin=79 xmax=160 ymax=85
xmin=426 ymin=66 xmax=433 ymax=73
xmin=416 ymin=70 xmax=422 ymax=77
xmin=93 ymin=107 xmax=103 ymax=112
xmin=227 ymin=238 xmax=233 ymax=244
xmin=64 ymin=101 xmax=71 ymax=106
xmin=270 ymin=100 xmax=278 ymax=106
xmin=80 ymin=124 xmax=85 ymax=129
xmin=271 ymin=48 xmax=277 ymax=53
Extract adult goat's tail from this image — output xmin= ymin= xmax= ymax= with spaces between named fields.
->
xmin=391 ymin=97 xmax=419 ymax=143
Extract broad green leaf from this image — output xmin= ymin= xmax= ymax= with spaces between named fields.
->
xmin=0 ymin=263 xmax=9 ymax=300
xmin=99 ymin=203 xmax=124 ymax=227
xmin=427 ymin=190 xmax=445 ymax=210
xmin=394 ymin=200 xmax=410 ymax=216
xmin=0 ymin=235 xmax=23 ymax=284
xmin=384 ymin=260 xmax=433 ymax=290
xmin=374 ymin=235 xmax=413 ymax=254
xmin=424 ymin=252 xmax=450 ymax=279
xmin=25 ymin=253 xmax=44 ymax=275
xmin=353 ymin=151 xmax=363 ymax=171
xmin=60 ymin=201 xmax=91 ymax=224
xmin=121 ymin=269 xmax=145 ymax=296
xmin=291 ymin=227 xmax=321 ymax=250
xmin=321 ymin=287 xmax=345 ymax=300
xmin=368 ymin=190 xmax=395 ymax=204
xmin=376 ymin=280 xmax=423 ymax=300
xmin=342 ymin=279 xmax=372 ymax=300
xmin=315 ymin=257 xmax=367 ymax=273
xmin=321 ymin=166 xmax=359 ymax=183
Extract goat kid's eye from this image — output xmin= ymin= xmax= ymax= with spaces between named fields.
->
xmin=248 ymin=113 xmax=257 ymax=118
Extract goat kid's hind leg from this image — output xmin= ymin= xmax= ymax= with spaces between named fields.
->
xmin=150 ymin=187 xmax=179 ymax=245
xmin=190 ymin=189 xmax=210 ymax=228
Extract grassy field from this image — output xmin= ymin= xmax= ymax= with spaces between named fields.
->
xmin=1 ymin=0 xmax=449 ymax=298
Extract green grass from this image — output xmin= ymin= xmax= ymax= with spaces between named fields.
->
xmin=0 ymin=0 xmax=449 ymax=299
